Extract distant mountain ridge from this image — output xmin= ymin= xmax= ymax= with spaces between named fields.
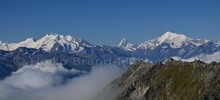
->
xmin=1 ymin=31 xmax=220 ymax=60
xmin=0 ymin=33 xmax=93 ymax=53
xmin=0 ymin=32 xmax=220 ymax=79
xmin=1 ymin=32 xmax=220 ymax=53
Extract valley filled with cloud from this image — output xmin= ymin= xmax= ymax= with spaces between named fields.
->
xmin=0 ymin=61 xmax=125 ymax=100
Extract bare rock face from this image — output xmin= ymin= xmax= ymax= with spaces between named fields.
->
xmin=107 ymin=59 xmax=220 ymax=100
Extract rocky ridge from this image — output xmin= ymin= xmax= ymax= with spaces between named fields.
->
xmin=106 ymin=59 xmax=220 ymax=100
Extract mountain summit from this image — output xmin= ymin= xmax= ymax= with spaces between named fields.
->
xmin=157 ymin=31 xmax=191 ymax=48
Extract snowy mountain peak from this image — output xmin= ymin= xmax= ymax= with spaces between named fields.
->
xmin=23 ymin=38 xmax=35 ymax=43
xmin=118 ymin=38 xmax=135 ymax=51
xmin=35 ymin=33 xmax=92 ymax=52
xmin=47 ymin=32 xmax=58 ymax=36
xmin=158 ymin=32 xmax=189 ymax=43
xmin=157 ymin=31 xmax=191 ymax=48
xmin=43 ymin=33 xmax=75 ymax=42
xmin=135 ymin=31 xmax=210 ymax=50
xmin=44 ymin=33 xmax=61 ymax=40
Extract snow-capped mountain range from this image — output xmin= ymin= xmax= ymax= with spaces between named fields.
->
xmin=1 ymin=31 xmax=219 ymax=53
xmin=0 ymin=33 xmax=93 ymax=53
xmin=0 ymin=31 xmax=220 ymax=59
xmin=118 ymin=31 xmax=218 ymax=51
xmin=0 ymin=31 xmax=220 ymax=79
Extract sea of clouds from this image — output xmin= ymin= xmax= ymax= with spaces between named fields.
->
xmin=0 ymin=61 xmax=125 ymax=100
xmin=172 ymin=52 xmax=220 ymax=63
xmin=1 ymin=51 xmax=219 ymax=100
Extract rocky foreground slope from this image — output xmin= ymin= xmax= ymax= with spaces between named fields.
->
xmin=103 ymin=59 xmax=220 ymax=100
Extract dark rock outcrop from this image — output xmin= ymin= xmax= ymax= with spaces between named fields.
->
xmin=108 ymin=59 xmax=220 ymax=100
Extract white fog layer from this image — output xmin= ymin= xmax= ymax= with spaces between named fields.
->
xmin=172 ymin=52 xmax=220 ymax=63
xmin=0 ymin=61 xmax=125 ymax=100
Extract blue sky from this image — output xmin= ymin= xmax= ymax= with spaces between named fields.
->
xmin=0 ymin=0 xmax=220 ymax=46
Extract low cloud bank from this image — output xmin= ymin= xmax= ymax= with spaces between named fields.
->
xmin=172 ymin=52 xmax=220 ymax=63
xmin=0 ymin=61 xmax=125 ymax=100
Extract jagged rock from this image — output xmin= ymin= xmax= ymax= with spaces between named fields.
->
xmin=106 ymin=60 xmax=220 ymax=100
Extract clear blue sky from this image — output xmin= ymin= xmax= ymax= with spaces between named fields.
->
xmin=0 ymin=0 xmax=220 ymax=46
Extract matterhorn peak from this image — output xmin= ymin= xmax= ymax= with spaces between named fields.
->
xmin=118 ymin=38 xmax=135 ymax=51
xmin=118 ymin=37 xmax=128 ymax=47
